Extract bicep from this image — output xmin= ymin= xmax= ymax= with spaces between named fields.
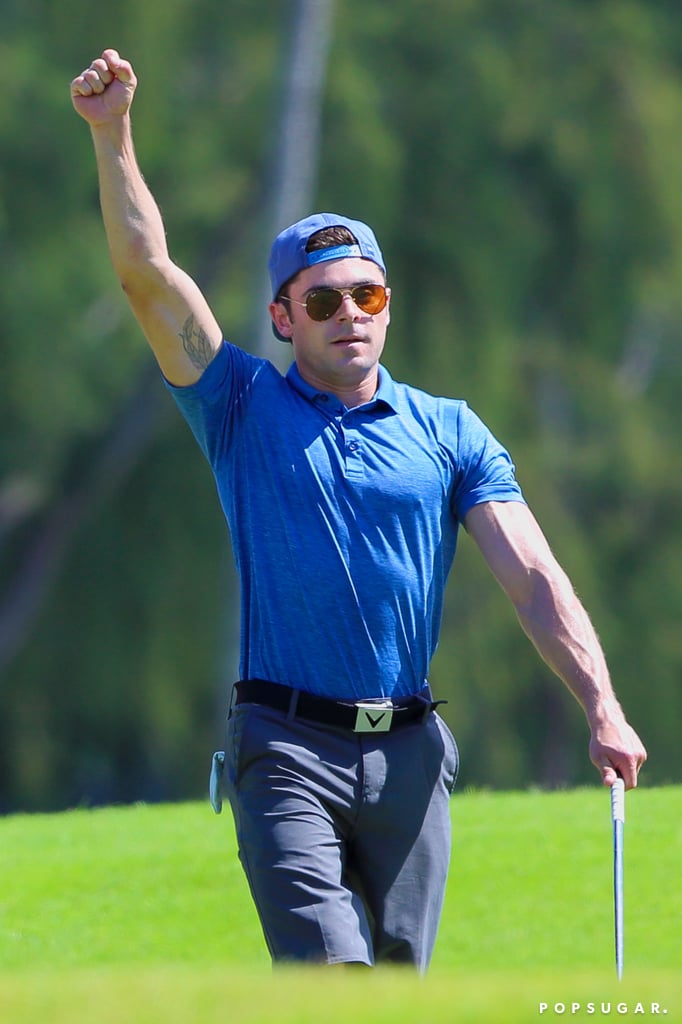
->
xmin=123 ymin=260 xmax=223 ymax=386
xmin=464 ymin=500 xmax=561 ymax=608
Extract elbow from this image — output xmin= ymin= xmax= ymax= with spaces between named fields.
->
xmin=508 ymin=563 xmax=550 ymax=611
xmin=510 ymin=562 xmax=571 ymax=626
xmin=117 ymin=268 xmax=147 ymax=306
xmin=115 ymin=255 xmax=172 ymax=304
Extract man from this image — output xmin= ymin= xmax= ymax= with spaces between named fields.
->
xmin=71 ymin=50 xmax=647 ymax=970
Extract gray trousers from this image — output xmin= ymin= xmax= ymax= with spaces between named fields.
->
xmin=224 ymin=702 xmax=458 ymax=970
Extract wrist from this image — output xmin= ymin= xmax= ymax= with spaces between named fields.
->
xmin=89 ymin=111 xmax=132 ymax=142
xmin=585 ymin=693 xmax=624 ymax=731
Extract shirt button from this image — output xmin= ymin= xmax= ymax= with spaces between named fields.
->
xmin=348 ymin=441 xmax=359 ymax=452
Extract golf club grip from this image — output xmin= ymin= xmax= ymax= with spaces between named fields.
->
xmin=611 ymin=777 xmax=625 ymax=823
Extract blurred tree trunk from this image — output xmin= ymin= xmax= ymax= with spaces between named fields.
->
xmin=253 ymin=0 xmax=335 ymax=364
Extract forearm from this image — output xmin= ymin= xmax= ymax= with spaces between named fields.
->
xmin=514 ymin=566 xmax=622 ymax=727
xmin=90 ymin=114 xmax=170 ymax=289
xmin=515 ymin=568 xmax=647 ymax=787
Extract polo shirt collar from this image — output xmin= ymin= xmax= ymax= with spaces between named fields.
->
xmin=285 ymin=361 xmax=399 ymax=414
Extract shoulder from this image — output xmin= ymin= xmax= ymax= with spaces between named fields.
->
xmin=163 ymin=339 xmax=286 ymax=464
xmin=379 ymin=368 xmax=466 ymax=420
xmin=165 ymin=338 xmax=278 ymax=405
xmin=381 ymin=368 xmax=484 ymax=443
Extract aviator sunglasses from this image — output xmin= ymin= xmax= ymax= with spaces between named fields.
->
xmin=279 ymin=283 xmax=388 ymax=322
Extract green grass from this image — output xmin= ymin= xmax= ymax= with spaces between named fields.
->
xmin=1 ymin=787 xmax=680 ymax=1022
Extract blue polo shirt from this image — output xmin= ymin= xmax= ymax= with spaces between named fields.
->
xmin=165 ymin=340 xmax=525 ymax=700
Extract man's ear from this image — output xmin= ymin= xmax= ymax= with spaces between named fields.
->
xmin=269 ymin=300 xmax=294 ymax=339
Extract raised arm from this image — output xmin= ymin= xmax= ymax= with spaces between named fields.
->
xmin=464 ymin=500 xmax=647 ymax=789
xmin=70 ymin=49 xmax=223 ymax=385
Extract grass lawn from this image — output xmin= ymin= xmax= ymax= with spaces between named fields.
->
xmin=0 ymin=786 xmax=679 ymax=1022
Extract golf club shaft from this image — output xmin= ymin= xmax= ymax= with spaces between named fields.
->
xmin=611 ymin=778 xmax=625 ymax=980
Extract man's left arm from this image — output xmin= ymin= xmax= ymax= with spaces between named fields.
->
xmin=464 ymin=500 xmax=647 ymax=789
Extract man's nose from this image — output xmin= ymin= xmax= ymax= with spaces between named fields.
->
xmin=336 ymin=293 xmax=361 ymax=317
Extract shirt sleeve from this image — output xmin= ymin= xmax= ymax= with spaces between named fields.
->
xmin=450 ymin=401 xmax=525 ymax=522
xmin=162 ymin=339 xmax=269 ymax=467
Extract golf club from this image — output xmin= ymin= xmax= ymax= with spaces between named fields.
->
xmin=611 ymin=776 xmax=625 ymax=980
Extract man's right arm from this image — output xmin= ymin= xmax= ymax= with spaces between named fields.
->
xmin=71 ymin=49 xmax=223 ymax=386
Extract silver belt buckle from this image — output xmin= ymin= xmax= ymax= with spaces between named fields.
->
xmin=353 ymin=700 xmax=394 ymax=733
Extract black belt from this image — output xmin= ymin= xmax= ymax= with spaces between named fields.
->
xmin=232 ymin=678 xmax=445 ymax=733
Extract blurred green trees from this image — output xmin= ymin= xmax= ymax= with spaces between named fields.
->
xmin=1 ymin=0 xmax=680 ymax=811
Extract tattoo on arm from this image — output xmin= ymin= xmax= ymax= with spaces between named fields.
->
xmin=179 ymin=315 xmax=214 ymax=371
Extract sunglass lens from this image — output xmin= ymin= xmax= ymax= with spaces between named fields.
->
xmin=306 ymin=290 xmax=342 ymax=320
xmin=353 ymin=284 xmax=387 ymax=314
xmin=305 ymin=284 xmax=387 ymax=321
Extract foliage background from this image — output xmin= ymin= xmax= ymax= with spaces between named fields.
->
xmin=1 ymin=0 xmax=681 ymax=812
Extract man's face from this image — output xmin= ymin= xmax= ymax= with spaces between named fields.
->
xmin=269 ymin=257 xmax=391 ymax=394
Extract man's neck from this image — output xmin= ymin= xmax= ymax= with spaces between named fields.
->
xmin=297 ymin=365 xmax=379 ymax=409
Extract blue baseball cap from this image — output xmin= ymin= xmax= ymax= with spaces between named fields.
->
xmin=268 ymin=212 xmax=386 ymax=300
